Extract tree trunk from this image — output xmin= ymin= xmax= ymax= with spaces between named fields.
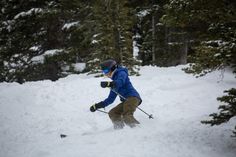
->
xmin=152 ymin=14 xmax=156 ymax=63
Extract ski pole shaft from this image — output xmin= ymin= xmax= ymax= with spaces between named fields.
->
xmin=111 ymin=89 xmax=153 ymax=119
xmin=97 ymin=109 xmax=108 ymax=114
xmin=137 ymin=106 xmax=153 ymax=119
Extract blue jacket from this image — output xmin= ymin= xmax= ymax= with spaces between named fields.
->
xmin=102 ymin=66 xmax=141 ymax=107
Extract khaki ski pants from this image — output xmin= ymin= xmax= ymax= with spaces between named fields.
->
xmin=108 ymin=97 xmax=141 ymax=129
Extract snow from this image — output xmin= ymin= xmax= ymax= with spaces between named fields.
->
xmin=31 ymin=49 xmax=63 ymax=64
xmin=88 ymin=58 xmax=100 ymax=63
xmin=156 ymin=22 xmax=164 ymax=26
xmin=2 ymin=20 xmax=14 ymax=32
xmin=91 ymin=40 xmax=98 ymax=44
xmin=205 ymin=40 xmax=224 ymax=45
xmin=137 ymin=9 xmax=151 ymax=17
xmin=214 ymin=53 xmax=221 ymax=57
xmin=91 ymin=34 xmax=101 ymax=44
xmin=0 ymin=65 xmax=236 ymax=157
xmin=168 ymin=42 xmax=183 ymax=46
xmin=44 ymin=49 xmax=63 ymax=56
xmin=31 ymin=55 xmax=45 ymax=64
xmin=62 ymin=22 xmax=80 ymax=30
xmin=1 ymin=8 xmax=5 ymax=13
xmin=72 ymin=63 xmax=86 ymax=72
xmin=14 ymin=8 xmax=43 ymax=20
xmin=29 ymin=46 xmax=40 ymax=51
xmin=133 ymin=40 xmax=139 ymax=58
xmin=93 ymin=33 xmax=101 ymax=38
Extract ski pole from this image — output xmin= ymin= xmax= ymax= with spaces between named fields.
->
xmin=97 ymin=109 xmax=108 ymax=114
xmin=111 ymin=89 xmax=154 ymax=119
xmin=136 ymin=106 xmax=153 ymax=119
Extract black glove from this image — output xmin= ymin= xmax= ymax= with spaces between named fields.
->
xmin=90 ymin=102 xmax=103 ymax=112
xmin=100 ymin=81 xmax=115 ymax=88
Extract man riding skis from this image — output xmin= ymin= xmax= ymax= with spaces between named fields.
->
xmin=90 ymin=59 xmax=142 ymax=129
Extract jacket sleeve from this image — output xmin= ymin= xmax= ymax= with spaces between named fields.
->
xmin=113 ymin=71 xmax=127 ymax=91
xmin=102 ymin=90 xmax=117 ymax=107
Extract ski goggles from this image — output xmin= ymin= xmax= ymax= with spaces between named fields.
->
xmin=102 ymin=68 xmax=110 ymax=74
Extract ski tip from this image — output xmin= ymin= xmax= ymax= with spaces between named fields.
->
xmin=60 ymin=134 xmax=67 ymax=138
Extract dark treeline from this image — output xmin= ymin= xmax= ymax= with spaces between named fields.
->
xmin=1 ymin=0 xmax=235 ymax=82
xmin=0 ymin=0 xmax=236 ymax=136
xmin=0 ymin=0 xmax=199 ymax=82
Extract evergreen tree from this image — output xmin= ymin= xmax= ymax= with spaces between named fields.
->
xmin=163 ymin=0 xmax=236 ymax=136
xmin=134 ymin=0 xmax=188 ymax=66
xmin=0 ymin=0 xmax=51 ymax=82
xmin=87 ymin=0 xmax=139 ymax=75
xmin=0 ymin=0 xmax=90 ymax=82
xmin=202 ymin=88 xmax=236 ymax=137
xmin=163 ymin=0 xmax=236 ymax=75
xmin=1 ymin=0 xmax=199 ymax=82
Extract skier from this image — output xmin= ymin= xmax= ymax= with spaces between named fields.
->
xmin=90 ymin=59 xmax=142 ymax=129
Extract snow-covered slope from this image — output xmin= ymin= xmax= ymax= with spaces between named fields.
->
xmin=0 ymin=66 xmax=235 ymax=157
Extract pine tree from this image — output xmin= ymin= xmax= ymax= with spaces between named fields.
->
xmin=0 ymin=0 xmax=51 ymax=82
xmin=0 ymin=0 xmax=143 ymax=82
xmin=202 ymin=88 xmax=236 ymax=137
xmin=134 ymin=0 xmax=187 ymax=66
xmin=0 ymin=0 xmax=91 ymax=82
xmin=163 ymin=0 xmax=236 ymax=75
xmin=87 ymin=0 xmax=139 ymax=75
xmin=162 ymin=0 xmax=236 ymax=136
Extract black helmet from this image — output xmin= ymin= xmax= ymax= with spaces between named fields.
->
xmin=100 ymin=59 xmax=117 ymax=74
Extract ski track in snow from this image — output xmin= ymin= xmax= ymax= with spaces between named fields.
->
xmin=0 ymin=65 xmax=235 ymax=157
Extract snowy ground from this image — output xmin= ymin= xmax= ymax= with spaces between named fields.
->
xmin=0 ymin=65 xmax=235 ymax=157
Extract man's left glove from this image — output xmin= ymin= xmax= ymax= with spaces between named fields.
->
xmin=100 ymin=81 xmax=115 ymax=88
xmin=90 ymin=102 xmax=104 ymax=112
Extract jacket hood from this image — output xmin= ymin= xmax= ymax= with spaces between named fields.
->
xmin=112 ymin=66 xmax=128 ymax=79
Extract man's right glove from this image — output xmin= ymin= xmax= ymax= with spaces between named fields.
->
xmin=90 ymin=102 xmax=104 ymax=112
